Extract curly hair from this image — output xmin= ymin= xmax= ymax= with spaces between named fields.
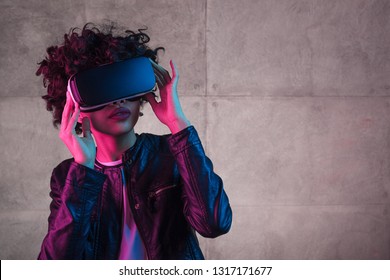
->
xmin=36 ymin=23 xmax=163 ymax=133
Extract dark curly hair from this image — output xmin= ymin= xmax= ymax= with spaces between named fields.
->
xmin=36 ymin=23 xmax=163 ymax=133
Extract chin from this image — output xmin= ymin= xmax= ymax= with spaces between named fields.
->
xmin=109 ymin=124 xmax=135 ymax=136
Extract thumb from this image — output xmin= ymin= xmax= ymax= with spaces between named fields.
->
xmin=145 ymin=92 xmax=158 ymax=108
xmin=82 ymin=117 xmax=92 ymax=138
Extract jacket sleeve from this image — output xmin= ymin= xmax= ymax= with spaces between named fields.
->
xmin=167 ymin=126 xmax=232 ymax=238
xmin=38 ymin=161 xmax=106 ymax=259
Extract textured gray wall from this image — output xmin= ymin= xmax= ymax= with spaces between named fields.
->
xmin=1 ymin=0 xmax=389 ymax=259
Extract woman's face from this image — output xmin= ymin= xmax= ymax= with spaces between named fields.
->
xmin=80 ymin=99 xmax=142 ymax=137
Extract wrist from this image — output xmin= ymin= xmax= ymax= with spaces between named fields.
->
xmin=168 ymin=118 xmax=191 ymax=134
xmin=75 ymin=159 xmax=95 ymax=170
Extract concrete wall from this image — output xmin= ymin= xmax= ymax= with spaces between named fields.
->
xmin=1 ymin=0 xmax=389 ymax=259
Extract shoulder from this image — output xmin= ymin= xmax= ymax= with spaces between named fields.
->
xmin=137 ymin=132 xmax=173 ymax=155
xmin=137 ymin=126 xmax=201 ymax=156
xmin=53 ymin=158 xmax=74 ymax=173
xmin=50 ymin=158 xmax=74 ymax=182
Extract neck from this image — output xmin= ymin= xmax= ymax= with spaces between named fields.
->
xmin=94 ymin=129 xmax=137 ymax=162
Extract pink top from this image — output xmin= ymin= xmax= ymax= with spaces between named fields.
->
xmin=96 ymin=158 xmax=146 ymax=260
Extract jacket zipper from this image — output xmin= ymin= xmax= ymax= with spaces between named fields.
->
xmin=149 ymin=184 xmax=177 ymax=197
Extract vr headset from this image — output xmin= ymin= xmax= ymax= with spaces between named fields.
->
xmin=67 ymin=57 xmax=156 ymax=112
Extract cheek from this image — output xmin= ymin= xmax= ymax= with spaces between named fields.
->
xmin=129 ymin=104 xmax=141 ymax=123
xmin=80 ymin=112 xmax=106 ymax=133
xmin=89 ymin=116 xmax=103 ymax=131
xmin=130 ymin=102 xmax=141 ymax=113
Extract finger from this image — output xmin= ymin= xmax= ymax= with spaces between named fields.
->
xmin=82 ymin=117 xmax=92 ymax=138
xmin=145 ymin=92 xmax=157 ymax=104
xmin=152 ymin=64 xmax=169 ymax=87
xmin=153 ymin=69 xmax=164 ymax=87
xmin=169 ymin=60 xmax=179 ymax=92
xmin=150 ymin=59 xmax=171 ymax=83
xmin=145 ymin=92 xmax=159 ymax=108
xmin=61 ymin=90 xmax=74 ymax=130
xmin=66 ymin=89 xmax=75 ymax=109
xmin=158 ymin=66 xmax=171 ymax=83
xmin=170 ymin=60 xmax=179 ymax=88
xmin=170 ymin=60 xmax=177 ymax=78
xmin=149 ymin=59 xmax=168 ymax=75
xmin=156 ymin=76 xmax=166 ymax=91
xmin=70 ymin=103 xmax=80 ymax=134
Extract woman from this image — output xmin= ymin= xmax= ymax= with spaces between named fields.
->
xmin=36 ymin=23 xmax=232 ymax=259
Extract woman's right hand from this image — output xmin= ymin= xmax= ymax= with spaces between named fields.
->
xmin=59 ymin=90 xmax=96 ymax=169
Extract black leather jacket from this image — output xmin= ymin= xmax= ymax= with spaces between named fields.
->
xmin=38 ymin=126 xmax=232 ymax=259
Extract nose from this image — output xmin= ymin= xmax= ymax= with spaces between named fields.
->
xmin=112 ymin=99 xmax=126 ymax=106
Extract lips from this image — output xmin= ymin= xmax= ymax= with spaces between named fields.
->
xmin=109 ymin=107 xmax=131 ymax=120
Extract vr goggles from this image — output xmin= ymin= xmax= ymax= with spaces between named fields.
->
xmin=67 ymin=57 xmax=156 ymax=112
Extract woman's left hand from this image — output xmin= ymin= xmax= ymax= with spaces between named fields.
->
xmin=145 ymin=59 xmax=191 ymax=134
